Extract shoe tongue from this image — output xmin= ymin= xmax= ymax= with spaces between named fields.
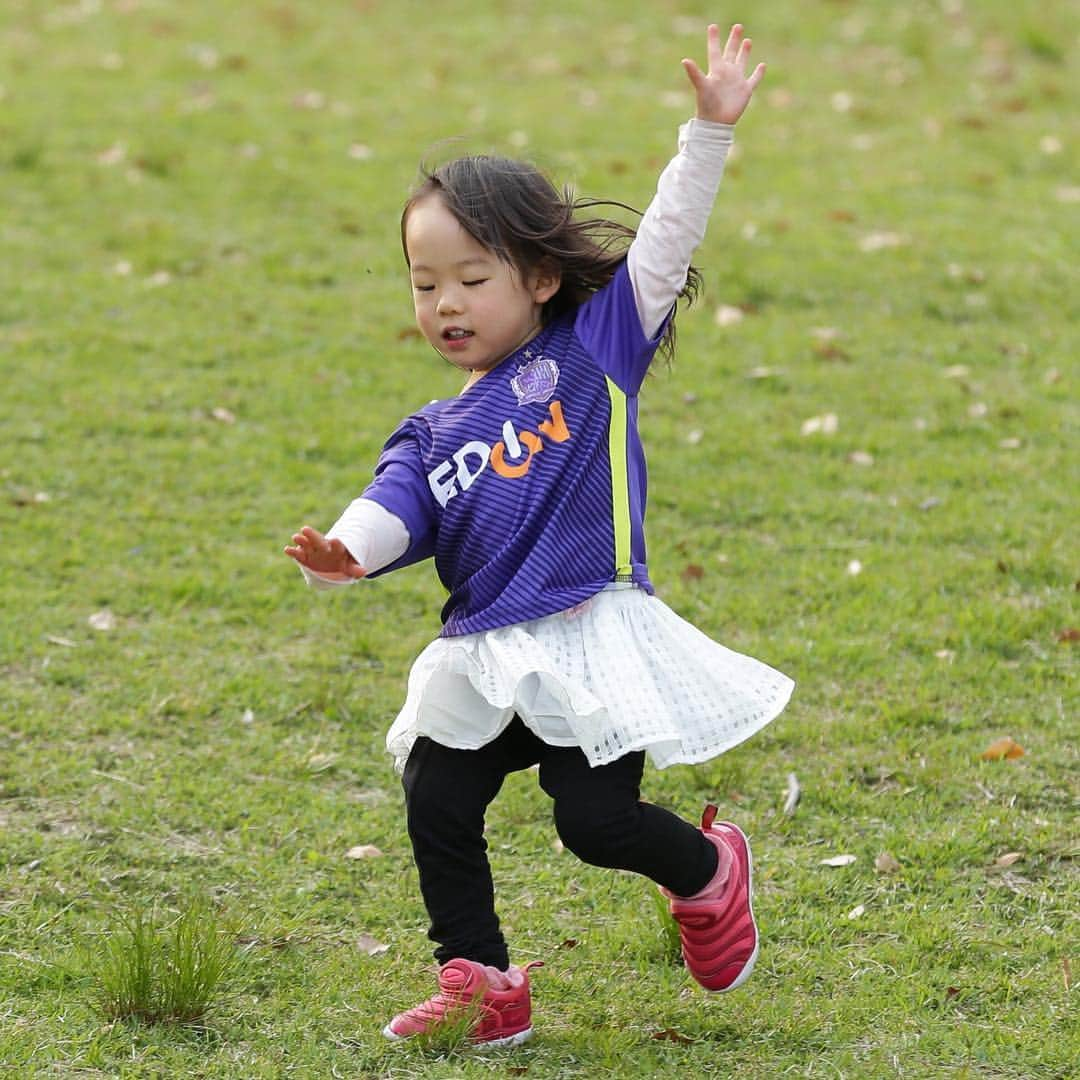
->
xmin=481 ymin=964 xmax=522 ymax=990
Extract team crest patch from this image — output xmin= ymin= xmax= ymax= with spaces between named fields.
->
xmin=510 ymin=350 xmax=559 ymax=405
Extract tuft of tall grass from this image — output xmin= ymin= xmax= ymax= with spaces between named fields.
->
xmin=650 ymin=889 xmax=683 ymax=963
xmin=93 ymin=897 xmax=243 ymax=1026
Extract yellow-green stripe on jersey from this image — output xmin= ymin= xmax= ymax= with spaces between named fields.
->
xmin=605 ymin=376 xmax=633 ymax=579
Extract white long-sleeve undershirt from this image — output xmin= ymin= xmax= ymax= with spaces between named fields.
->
xmin=298 ymin=498 xmax=411 ymax=590
xmin=303 ymin=118 xmax=733 ymax=588
xmin=628 ymin=118 xmax=733 ymax=338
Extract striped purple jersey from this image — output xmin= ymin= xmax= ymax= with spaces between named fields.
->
xmin=361 ymin=263 xmax=667 ymax=637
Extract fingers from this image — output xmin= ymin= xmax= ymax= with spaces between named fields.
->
xmin=697 ymin=24 xmax=755 ymax=80
xmin=737 ymin=38 xmax=753 ymax=74
xmin=682 ymin=57 xmax=706 ymax=91
xmin=747 ymin=61 xmax=767 ymax=91
xmin=721 ymin=23 xmax=743 ymax=65
xmin=285 ymin=525 xmax=332 ymax=566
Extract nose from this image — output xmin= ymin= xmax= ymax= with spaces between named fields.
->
xmin=436 ymin=288 xmax=463 ymax=317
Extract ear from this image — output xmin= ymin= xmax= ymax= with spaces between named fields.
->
xmin=530 ymin=260 xmax=562 ymax=304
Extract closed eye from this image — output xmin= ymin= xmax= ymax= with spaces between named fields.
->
xmin=463 ymin=279 xmax=488 ymax=287
xmin=413 ymin=284 xmax=434 ymax=292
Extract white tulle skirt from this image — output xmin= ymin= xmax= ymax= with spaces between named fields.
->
xmin=386 ymin=584 xmax=794 ymax=772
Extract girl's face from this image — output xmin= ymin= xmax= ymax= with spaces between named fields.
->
xmin=404 ymin=194 xmax=560 ymax=383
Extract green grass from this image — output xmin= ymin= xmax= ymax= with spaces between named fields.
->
xmin=1 ymin=0 xmax=1076 ymax=1076
xmin=94 ymin=897 xmax=243 ymax=1026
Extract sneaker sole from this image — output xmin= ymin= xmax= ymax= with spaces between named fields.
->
xmin=382 ymin=1023 xmax=534 ymax=1047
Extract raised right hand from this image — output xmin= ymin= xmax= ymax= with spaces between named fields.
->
xmin=682 ymin=23 xmax=766 ymax=125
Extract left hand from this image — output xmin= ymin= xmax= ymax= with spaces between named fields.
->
xmin=682 ymin=23 xmax=766 ymax=125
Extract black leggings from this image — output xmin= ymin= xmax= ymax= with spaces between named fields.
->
xmin=402 ymin=716 xmax=719 ymax=969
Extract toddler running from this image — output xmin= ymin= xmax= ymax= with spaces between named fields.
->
xmin=286 ymin=22 xmax=793 ymax=1046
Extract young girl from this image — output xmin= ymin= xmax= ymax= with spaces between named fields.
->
xmin=286 ymin=23 xmax=792 ymax=1046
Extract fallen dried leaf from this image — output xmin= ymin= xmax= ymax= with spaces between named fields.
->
xmin=994 ymin=852 xmax=1023 ymax=868
xmin=1056 ymin=628 xmax=1079 ymax=643
xmin=714 ymin=304 xmax=745 ymax=327
xmin=801 ymin=413 xmax=839 ymax=436
xmin=652 ymin=1028 xmax=694 ymax=1045
xmin=88 ymin=611 xmax=116 ymax=632
xmin=782 ymin=772 xmax=801 ymax=816
xmin=847 ymin=904 xmax=866 ymax=919
xmin=345 ymin=845 xmax=383 ymax=859
xmin=211 ymin=406 xmax=236 ymax=424
xmin=980 ymin=737 xmax=1025 ymax=761
xmin=293 ymin=89 xmax=325 ymax=110
xmin=558 ymin=939 xmax=578 ymax=950
xmin=859 ymin=232 xmax=907 ymax=253
xmin=357 ymin=933 xmax=390 ymax=956
xmin=999 ymin=437 xmax=1022 ymax=450
xmin=46 ymin=635 xmax=77 ymax=648
xmin=847 ymin=450 xmax=874 ymax=466
xmin=96 ymin=143 xmax=126 ymax=166
xmin=820 ymin=854 xmax=857 ymax=867
xmin=681 ymin=564 xmax=705 ymax=582
xmin=813 ymin=341 xmax=851 ymax=360
xmin=874 ymin=852 xmax=901 ymax=874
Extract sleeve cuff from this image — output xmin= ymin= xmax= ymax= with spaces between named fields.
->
xmin=298 ymin=564 xmax=358 ymax=590
xmin=678 ymin=118 xmax=735 ymax=153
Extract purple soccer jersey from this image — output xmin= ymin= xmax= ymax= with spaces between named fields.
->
xmin=361 ymin=264 xmax=669 ymax=637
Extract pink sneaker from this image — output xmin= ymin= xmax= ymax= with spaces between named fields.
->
xmin=662 ymin=804 xmax=759 ymax=992
xmin=382 ymin=958 xmax=542 ymax=1046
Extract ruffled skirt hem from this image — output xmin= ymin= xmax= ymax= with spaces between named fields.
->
xmin=386 ymin=587 xmax=794 ymax=772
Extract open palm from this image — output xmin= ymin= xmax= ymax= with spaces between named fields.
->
xmin=682 ymin=23 xmax=766 ymax=125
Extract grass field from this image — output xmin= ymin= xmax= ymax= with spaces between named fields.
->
xmin=1 ymin=0 xmax=1077 ymax=1076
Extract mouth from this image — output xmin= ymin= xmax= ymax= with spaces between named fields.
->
xmin=442 ymin=327 xmax=474 ymax=351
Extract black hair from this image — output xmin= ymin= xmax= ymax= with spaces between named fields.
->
xmin=400 ymin=155 xmax=700 ymax=364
